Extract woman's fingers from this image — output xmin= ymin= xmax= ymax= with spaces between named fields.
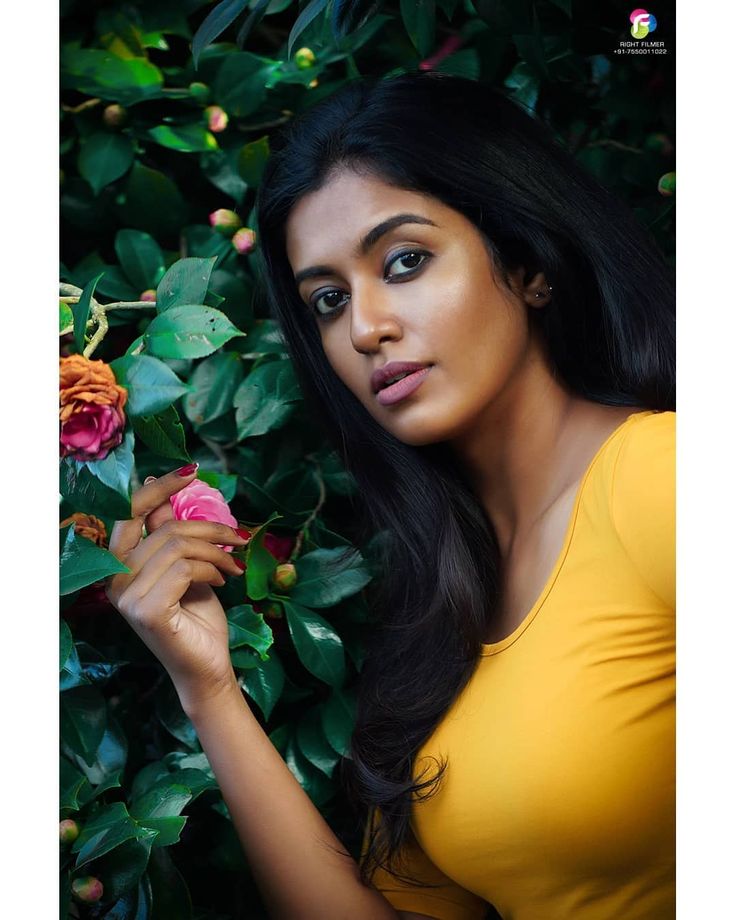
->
xmin=123 ymin=530 xmax=246 ymax=597
xmin=109 ymin=463 xmax=200 ymax=560
xmin=116 ymin=557 xmax=227 ymax=623
xmin=142 ymin=476 xmax=175 ymax=534
xmin=124 ymin=520 xmax=248 ymax=576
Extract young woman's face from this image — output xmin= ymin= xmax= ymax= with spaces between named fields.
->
xmin=285 ymin=168 xmax=547 ymax=446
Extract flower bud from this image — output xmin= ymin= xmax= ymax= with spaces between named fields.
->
xmin=232 ymin=227 xmax=257 ymax=255
xmin=72 ymin=876 xmax=104 ymax=903
xmin=103 ymin=104 xmax=127 ymax=128
xmin=262 ymin=601 xmax=283 ymax=619
xmin=295 ymin=47 xmax=316 ymax=69
xmin=59 ymin=818 xmax=80 ymax=845
xmin=209 ymin=208 xmax=242 ymax=236
xmin=205 ymin=105 xmax=229 ymax=133
xmin=657 ymin=171 xmax=675 ymax=196
xmin=189 ymin=81 xmax=211 ymax=103
xmin=271 ymin=563 xmax=297 ymax=592
xmin=308 ymin=79 xmax=319 ymax=89
xmin=139 ymin=289 xmax=157 ymax=302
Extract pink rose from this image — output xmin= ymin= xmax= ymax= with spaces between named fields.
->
xmin=60 ymin=355 xmax=128 ymax=462
xmin=170 ymin=479 xmax=238 ymax=551
xmin=60 ymin=404 xmax=126 ymax=461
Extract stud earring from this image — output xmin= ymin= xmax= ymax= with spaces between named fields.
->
xmin=534 ymin=284 xmax=553 ymax=300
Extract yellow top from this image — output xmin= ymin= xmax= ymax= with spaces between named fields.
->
xmin=363 ymin=410 xmax=675 ymax=920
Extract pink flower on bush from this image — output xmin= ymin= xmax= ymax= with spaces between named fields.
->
xmin=205 ymin=105 xmax=229 ymax=133
xmin=170 ymin=479 xmax=238 ymax=551
xmin=232 ymin=227 xmax=256 ymax=254
xmin=59 ymin=355 xmax=128 ymax=461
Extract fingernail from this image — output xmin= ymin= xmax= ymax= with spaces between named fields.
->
xmin=235 ymin=528 xmax=251 ymax=540
xmin=144 ymin=476 xmax=156 ymax=485
xmin=233 ymin=557 xmax=246 ymax=570
xmin=176 ymin=463 xmax=198 ymax=477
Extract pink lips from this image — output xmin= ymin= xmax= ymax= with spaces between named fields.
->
xmin=376 ymin=366 xmax=432 ymax=406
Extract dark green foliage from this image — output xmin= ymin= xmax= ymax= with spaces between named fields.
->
xmin=60 ymin=1 xmax=674 ymax=916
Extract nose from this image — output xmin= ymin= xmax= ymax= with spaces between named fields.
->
xmin=349 ymin=281 xmax=403 ymax=354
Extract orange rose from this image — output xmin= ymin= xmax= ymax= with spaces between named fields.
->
xmin=59 ymin=512 xmax=107 ymax=547
xmin=59 ymin=355 xmax=128 ymax=461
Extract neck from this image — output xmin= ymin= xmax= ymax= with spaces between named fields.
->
xmin=448 ymin=341 xmax=587 ymax=557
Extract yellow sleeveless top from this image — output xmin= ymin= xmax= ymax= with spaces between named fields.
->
xmin=363 ymin=410 xmax=675 ymax=920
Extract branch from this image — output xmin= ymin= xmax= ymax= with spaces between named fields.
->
xmin=290 ymin=460 xmax=327 ymax=560
xmin=59 ymin=283 xmax=157 ymax=356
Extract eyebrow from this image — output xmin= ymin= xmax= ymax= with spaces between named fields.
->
xmin=293 ymin=213 xmax=438 ymax=287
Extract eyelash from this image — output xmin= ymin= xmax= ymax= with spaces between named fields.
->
xmin=308 ymin=249 xmax=432 ymax=321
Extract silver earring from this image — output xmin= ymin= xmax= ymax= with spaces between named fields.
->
xmin=535 ymin=284 xmax=553 ymax=299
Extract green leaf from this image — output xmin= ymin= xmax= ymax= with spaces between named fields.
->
xmin=88 ymin=835 xmax=156 ymax=905
xmin=282 ymin=600 xmax=346 ymax=687
xmin=234 ymin=359 xmax=301 ymax=439
xmin=183 ymin=352 xmax=243 ymax=428
xmin=320 ymin=687 xmax=356 ymax=756
xmin=60 ymin=618 xmax=73 ymax=671
xmin=61 ymin=48 xmax=164 ymax=105
xmin=192 ymin=0 xmax=250 ymax=69
xmin=84 ymin=429 xmax=135 ymax=503
xmin=288 ymin=0 xmax=329 ymax=58
xmin=61 ymin=756 xmax=91 ymax=811
xmin=72 ymin=272 xmax=103 ymax=354
xmin=60 ymin=456 xmax=132 ymax=520
xmin=144 ymin=304 xmax=245 ymax=359
xmin=146 ymin=847 xmax=193 ymax=919
xmin=78 ymin=132 xmax=135 ymax=196
xmin=61 ymin=685 xmax=108 ymax=766
xmin=240 ymin=319 xmax=286 ymax=357
xmin=59 ymin=526 xmax=129 ymax=595
xmin=296 ymin=705 xmax=340 ymax=778
xmin=60 ymin=638 xmax=91 ymax=691
xmin=111 ymin=354 xmax=189 ymax=416
xmin=243 ymin=648 xmax=285 ymax=719
xmin=131 ymin=405 xmax=191 ymax=461
xmin=244 ymin=514 xmax=282 ymax=600
xmin=290 ymin=547 xmax=372 ymax=608
xmin=200 ymin=149 xmax=249 ymax=204
xmin=117 ymin=162 xmax=188 ymax=239
xmin=227 ymin=604 xmax=273 ymax=660
xmin=114 ymin=229 xmax=166 ymax=291
xmin=213 ymin=52 xmax=281 ymax=118
xmin=60 ymin=300 xmax=74 ymax=333
xmin=77 ymin=713 xmax=128 ymax=791
xmin=148 ymin=124 xmax=219 ymax=153
xmin=155 ymin=680 xmax=199 ymax=750
xmin=400 ymin=0 xmax=436 ymax=58
xmin=130 ymin=784 xmax=192 ymax=822
xmin=237 ymin=135 xmax=270 ymax=187
xmin=156 ymin=257 xmax=217 ymax=313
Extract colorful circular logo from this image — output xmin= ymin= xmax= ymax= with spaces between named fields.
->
xmin=630 ymin=8 xmax=658 ymax=39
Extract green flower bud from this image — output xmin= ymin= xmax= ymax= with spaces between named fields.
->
xmin=271 ymin=563 xmax=297 ymax=592
xmin=140 ymin=289 xmax=157 ymax=302
xmin=59 ymin=818 xmax=80 ymax=845
xmin=295 ymin=47 xmax=316 ymax=69
xmin=204 ymin=105 xmax=229 ymax=133
xmin=103 ymin=104 xmax=127 ymax=128
xmin=232 ymin=227 xmax=257 ymax=255
xmin=72 ymin=876 xmax=104 ymax=903
xmin=189 ymin=81 xmax=211 ymax=104
xmin=657 ymin=172 xmax=676 ymax=196
xmin=209 ymin=208 xmax=242 ymax=235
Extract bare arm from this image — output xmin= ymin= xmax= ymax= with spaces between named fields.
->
xmin=185 ymin=682 xmax=402 ymax=920
xmin=104 ymin=467 xmax=401 ymax=920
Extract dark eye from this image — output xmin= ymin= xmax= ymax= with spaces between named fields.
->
xmin=385 ymin=250 xmax=430 ymax=279
xmin=310 ymin=289 xmax=349 ymax=317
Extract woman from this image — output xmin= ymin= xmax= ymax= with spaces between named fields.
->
xmin=105 ymin=73 xmax=675 ymax=919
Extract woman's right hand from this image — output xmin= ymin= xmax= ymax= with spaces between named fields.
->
xmin=104 ymin=464 xmax=251 ymax=713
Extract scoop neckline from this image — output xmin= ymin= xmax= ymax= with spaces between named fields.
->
xmin=479 ymin=409 xmax=656 ymax=658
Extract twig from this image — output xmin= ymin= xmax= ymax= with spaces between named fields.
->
xmin=290 ymin=460 xmax=327 ymax=560
xmin=59 ymin=282 xmax=157 ymax=356
xmin=61 ymin=98 xmax=102 ymax=114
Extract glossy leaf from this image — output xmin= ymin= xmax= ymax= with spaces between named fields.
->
xmin=148 ymin=124 xmax=219 ymax=153
xmin=117 ymin=162 xmax=188 ymax=238
xmin=282 ymin=600 xmax=346 ymax=687
xmin=59 ymin=300 xmax=73 ymax=333
xmin=320 ymin=687 xmax=357 ymax=756
xmin=400 ymin=0 xmax=436 ymax=58
xmin=110 ymin=354 xmax=188 ymax=416
xmin=146 ymin=847 xmax=193 ymax=918
xmin=243 ymin=648 xmax=285 ymax=719
xmin=72 ymin=272 xmax=103 ymax=354
xmin=288 ymin=0 xmax=329 ymax=57
xmin=85 ymin=834 xmax=156 ymax=904
xmin=61 ymin=48 xmax=164 ymax=105
xmin=213 ymin=53 xmax=281 ymax=118
xmin=59 ymin=525 xmax=129 ymax=595
xmin=156 ymin=257 xmax=216 ymax=313
xmin=290 ymin=546 xmax=372 ymax=608
xmin=60 ymin=756 xmax=91 ymax=811
xmin=131 ymin=405 xmax=191 ymax=461
xmin=243 ymin=512 xmax=282 ymax=599
xmin=183 ymin=351 xmax=244 ymax=428
xmin=192 ymin=0 xmax=250 ymax=68
xmin=234 ymin=359 xmax=302 ymax=439
xmin=227 ymin=604 xmax=274 ymax=660
xmin=61 ymin=685 xmax=108 ymax=766
xmin=236 ymin=0 xmax=273 ymax=47
xmin=237 ymin=135 xmax=269 ymax=187
xmin=84 ymin=429 xmax=135 ymax=503
xmin=197 ymin=469 xmax=238 ymax=502
xmin=143 ymin=304 xmax=245 ymax=358
xmin=60 ymin=456 xmax=132 ymax=519
xmin=296 ymin=705 xmax=340 ymax=778
xmin=155 ymin=681 xmax=199 ymax=750
xmin=78 ymin=132 xmax=135 ymax=196
xmin=114 ymin=230 xmax=166 ymax=291
xmin=60 ymin=617 xmax=73 ymax=671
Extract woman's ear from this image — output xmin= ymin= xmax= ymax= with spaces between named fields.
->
xmin=511 ymin=268 xmax=553 ymax=308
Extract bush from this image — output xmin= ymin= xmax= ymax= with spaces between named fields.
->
xmin=59 ymin=2 xmax=674 ymax=916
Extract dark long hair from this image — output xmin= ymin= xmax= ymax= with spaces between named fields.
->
xmin=254 ymin=72 xmax=675 ymax=885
